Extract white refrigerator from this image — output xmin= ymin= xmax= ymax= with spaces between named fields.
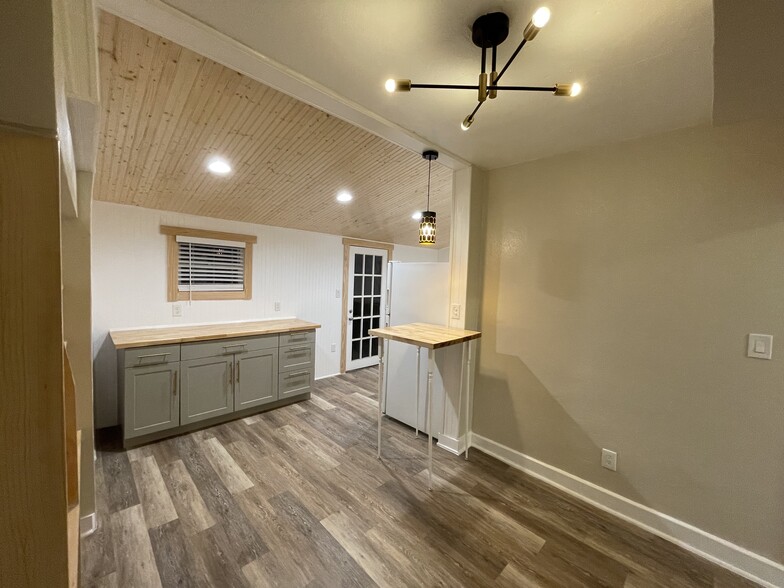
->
xmin=383 ymin=261 xmax=450 ymax=437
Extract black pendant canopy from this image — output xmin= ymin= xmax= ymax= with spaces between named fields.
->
xmin=419 ymin=150 xmax=438 ymax=246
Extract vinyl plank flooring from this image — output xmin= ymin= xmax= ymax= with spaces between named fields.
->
xmin=200 ymin=436 xmax=254 ymax=494
xmin=160 ymin=459 xmax=216 ymax=536
xmin=131 ymin=455 xmax=178 ymax=529
xmin=176 ymin=435 xmax=267 ymax=566
xmin=149 ymin=519 xmax=211 ymax=587
xmin=82 ymin=368 xmax=759 ymax=588
xmin=268 ymin=491 xmax=376 ymax=587
xmin=102 ymin=449 xmax=139 ymax=514
xmin=110 ymin=505 xmax=162 ymax=588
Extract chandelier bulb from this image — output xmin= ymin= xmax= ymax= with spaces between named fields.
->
xmin=532 ymin=7 xmax=551 ymax=28
xmin=384 ymin=78 xmax=412 ymax=93
xmin=461 ymin=116 xmax=473 ymax=131
xmin=554 ymin=83 xmax=583 ymax=97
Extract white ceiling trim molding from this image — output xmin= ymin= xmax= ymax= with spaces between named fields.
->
xmin=95 ymin=0 xmax=470 ymax=171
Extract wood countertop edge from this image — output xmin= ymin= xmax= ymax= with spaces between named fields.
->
xmin=111 ymin=320 xmax=321 ymax=349
xmin=368 ymin=328 xmax=482 ymax=349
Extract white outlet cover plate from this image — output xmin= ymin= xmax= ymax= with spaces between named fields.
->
xmin=602 ymin=449 xmax=618 ymax=471
xmin=747 ymin=333 xmax=773 ymax=360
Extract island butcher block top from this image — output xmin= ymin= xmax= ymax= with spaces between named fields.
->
xmin=111 ymin=319 xmax=320 ymax=349
xmin=369 ymin=322 xmax=481 ymax=349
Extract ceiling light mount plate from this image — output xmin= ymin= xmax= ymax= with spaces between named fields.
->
xmin=471 ymin=12 xmax=510 ymax=49
xmin=422 ymin=149 xmax=439 ymax=162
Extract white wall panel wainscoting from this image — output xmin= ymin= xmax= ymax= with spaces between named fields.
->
xmin=92 ymin=201 xmax=439 ymax=428
xmin=470 ymin=433 xmax=784 ymax=588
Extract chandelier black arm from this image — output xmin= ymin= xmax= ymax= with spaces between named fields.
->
xmin=410 ymin=84 xmax=555 ymax=92
xmin=495 ymin=38 xmax=527 ymax=85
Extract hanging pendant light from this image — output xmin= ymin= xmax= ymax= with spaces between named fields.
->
xmin=419 ymin=150 xmax=438 ymax=246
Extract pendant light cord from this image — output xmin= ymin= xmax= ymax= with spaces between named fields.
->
xmin=426 ymin=157 xmax=432 ymax=211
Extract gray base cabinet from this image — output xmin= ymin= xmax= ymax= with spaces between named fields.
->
xmin=123 ymin=363 xmax=179 ymax=439
xmin=236 ymin=348 xmax=278 ymax=410
xmin=180 ymin=357 xmax=234 ymax=425
xmin=118 ymin=329 xmax=315 ymax=446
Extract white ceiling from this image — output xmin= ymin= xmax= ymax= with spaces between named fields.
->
xmin=158 ymin=0 xmax=715 ymax=169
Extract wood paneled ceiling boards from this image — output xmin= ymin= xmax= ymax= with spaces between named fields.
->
xmin=95 ymin=13 xmax=452 ymax=247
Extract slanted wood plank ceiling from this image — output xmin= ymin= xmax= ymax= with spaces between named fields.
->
xmin=95 ymin=13 xmax=452 ymax=247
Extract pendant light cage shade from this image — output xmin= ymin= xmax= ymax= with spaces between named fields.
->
xmin=419 ymin=210 xmax=437 ymax=245
xmin=418 ymin=150 xmax=439 ymax=245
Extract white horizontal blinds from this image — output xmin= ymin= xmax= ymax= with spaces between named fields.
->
xmin=176 ymin=235 xmax=246 ymax=292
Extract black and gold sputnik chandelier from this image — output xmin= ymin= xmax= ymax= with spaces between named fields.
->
xmin=385 ymin=7 xmax=582 ymax=131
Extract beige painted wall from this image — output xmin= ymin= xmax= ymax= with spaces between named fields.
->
xmin=476 ymin=117 xmax=784 ymax=563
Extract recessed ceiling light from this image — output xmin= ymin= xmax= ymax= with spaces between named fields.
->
xmin=336 ymin=190 xmax=353 ymax=203
xmin=207 ymin=157 xmax=231 ymax=175
xmin=412 ymin=211 xmax=422 ymax=220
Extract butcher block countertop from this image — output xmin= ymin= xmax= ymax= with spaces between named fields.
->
xmin=369 ymin=322 xmax=481 ymax=349
xmin=111 ymin=319 xmax=320 ymax=349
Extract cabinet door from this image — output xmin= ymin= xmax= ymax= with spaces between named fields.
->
xmin=180 ymin=357 xmax=234 ymax=426
xmin=124 ymin=363 xmax=179 ymax=439
xmin=235 ymin=348 xmax=278 ymax=411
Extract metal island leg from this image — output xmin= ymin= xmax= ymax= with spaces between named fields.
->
xmin=377 ymin=338 xmax=385 ymax=459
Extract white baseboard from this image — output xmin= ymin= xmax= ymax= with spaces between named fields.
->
xmin=436 ymin=434 xmax=460 ymax=455
xmin=470 ymin=433 xmax=784 ymax=588
xmin=80 ymin=512 xmax=97 ymax=537
xmin=315 ymin=373 xmax=341 ymax=381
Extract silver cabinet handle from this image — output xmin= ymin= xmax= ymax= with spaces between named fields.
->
xmin=285 ymin=371 xmax=309 ymax=379
xmin=172 ymin=370 xmax=178 ymax=396
xmin=287 ymin=346 xmax=310 ymax=352
xmin=137 ymin=352 xmax=170 ymax=365
xmin=229 ymin=362 xmax=234 ymax=386
xmin=236 ymin=360 xmax=240 ymax=383
xmin=223 ymin=344 xmax=247 ymax=353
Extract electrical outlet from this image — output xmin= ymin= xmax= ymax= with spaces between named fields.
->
xmin=172 ymin=304 xmax=182 ymax=317
xmin=601 ymin=449 xmax=618 ymax=471
xmin=274 ymin=302 xmax=281 ymax=312
xmin=450 ymin=304 xmax=461 ymax=319
xmin=335 ymin=289 xmax=341 ymax=298
xmin=331 ymin=343 xmax=336 ymax=352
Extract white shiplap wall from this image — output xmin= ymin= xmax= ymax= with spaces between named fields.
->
xmin=92 ymin=201 xmax=440 ymax=428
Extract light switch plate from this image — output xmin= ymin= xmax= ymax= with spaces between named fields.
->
xmin=747 ymin=334 xmax=773 ymax=360
xmin=274 ymin=302 xmax=281 ymax=312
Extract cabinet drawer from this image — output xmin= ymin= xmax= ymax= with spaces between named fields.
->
xmin=279 ymin=342 xmax=315 ymax=371
xmin=278 ymin=367 xmax=313 ymax=398
xmin=123 ymin=344 xmax=180 ymax=367
xmin=279 ymin=329 xmax=315 ymax=346
xmin=182 ymin=334 xmax=278 ymax=360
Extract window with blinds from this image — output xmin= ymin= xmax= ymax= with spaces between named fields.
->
xmin=163 ymin=226 xmax=255 ymax=301
xmin=177 ymin=237 xmax=246 ymax=292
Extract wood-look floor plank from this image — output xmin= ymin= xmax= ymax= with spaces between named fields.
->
xmin=176 ymin=434 xmax=268 ymax=566
xmin=149 ymin=519 xmax=211 ymax=588
xmin=190 ymin=523 xmax=250 ymax=588
xmin=321 ymin=511 xmax=408 ymax=588
xmin=268 ymin=491 xmax=376 ymax=587
xmin=83 ymin=368 xmax=758 ymax=588
xmin=102 ymin=449 xmax=139 ymax=514
xmin=160 ymin=459 xmax=216 ymax=536
xmin=130 ymin=455 xmax=178 ymax=529
xmin=200 ymin=436 xmax=254 ymax=494
xmin=110 ymin=505 xmax=162 ymax=588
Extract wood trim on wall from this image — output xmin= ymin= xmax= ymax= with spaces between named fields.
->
xmin=340 ymin=238 xmax=394 ymax=373
xmin=1 ymin=129 xmax=70 ymax=586
xmin=160 ymin=225 xmax=258 ymax=244
xmin=164 ymin=226 xmax=254 ymax=301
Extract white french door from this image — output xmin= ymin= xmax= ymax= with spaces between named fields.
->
xmin=345 ymin=246 xmax=388 ymax=371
